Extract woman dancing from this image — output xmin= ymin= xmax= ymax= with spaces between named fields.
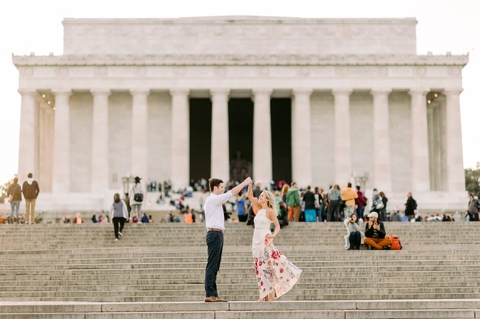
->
xmin=247 ymin=181 xmax=302 ymax=302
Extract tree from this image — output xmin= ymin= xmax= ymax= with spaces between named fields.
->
xmin=465 ymin=168 xmax=480 ymax=197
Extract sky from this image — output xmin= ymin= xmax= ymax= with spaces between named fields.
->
xmin=0 ymin=0 xmax=478 ymax=185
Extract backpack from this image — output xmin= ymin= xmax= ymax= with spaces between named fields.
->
xmin=386 ymin=235 xmax=402 ymax=250
xmin=131 ymin=184 xmax=143 ymax=202
xmin=134 ymin=193 xmax=143 ymax=202
xmin=475 ymin=199 xmax=480 ymax=211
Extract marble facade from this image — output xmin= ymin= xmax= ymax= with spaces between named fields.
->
xmin=13 ymin=16 xmax=468 ymax=211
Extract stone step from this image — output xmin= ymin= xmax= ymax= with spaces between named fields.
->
xmin=0 ymin=287 xmax=478 ymax=300
xmin=1 ymin=222 xmax=479 ymax=306
xmin=0 ymin=300 xmax=479 ymax=319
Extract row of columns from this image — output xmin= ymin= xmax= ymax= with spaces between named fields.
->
xmin=17 ymin=88 xmax=464 ymax=194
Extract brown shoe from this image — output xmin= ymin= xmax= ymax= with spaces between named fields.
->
xmin=215 ymin=297 xmax=228 ymax=302
xmin=205 ymin=296 xmax=220 ymax=302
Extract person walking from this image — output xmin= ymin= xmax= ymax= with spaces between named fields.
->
xmin=7 ymin=177 xmax=22 ymax=223
xmin=466 ymin=193 xmax=479 ymax=222
xmin=110 ymin=193 xmax=128 ymax=241
xmin=204 ymin=176 xmax=251 ymax=302
xmin=286 ymin=182 xmax=301 ymax=222
xmin=22 ymin=173 xmax=40 ymax=224
xmin=379 ymin=191 xmax=388 ymax=222
xmin=129 ymin=176 xmax=144 ymax=221
xmin=247 ymin=180 xmax=302 ymax=302
xmin=355 ymin=186 xmax=367 ymax=221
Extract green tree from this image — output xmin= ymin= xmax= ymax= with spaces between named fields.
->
xmin=465 ymin=168 xmax=480 ymax=197
xmin=0 ymin=178 xmax=15 ymax=204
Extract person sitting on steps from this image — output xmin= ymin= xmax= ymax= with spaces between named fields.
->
xmin=364 ymin=212 xmax=392 ymax=250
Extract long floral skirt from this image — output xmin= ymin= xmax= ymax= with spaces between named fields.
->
xmin=253 ymin=237 xmax=302 ymax=300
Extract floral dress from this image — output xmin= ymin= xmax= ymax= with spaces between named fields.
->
xmin=252 ymin=209 xmax=302 ymax=300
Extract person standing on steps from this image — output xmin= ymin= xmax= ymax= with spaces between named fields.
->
xmin=247 ymin=180 xmax=302 ymax=302
xmin=22 ymin=173 xmax=40 ymax=224
xmin=204 ymin=176 xmax=252 ymax=302
xmin=129 ymin=176 xmax=143 ymax=221
xmin=7 ymin=177 xmax=22 ymax=223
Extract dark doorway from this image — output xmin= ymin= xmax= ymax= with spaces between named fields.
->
xmin=271 ymin=98 xmax=292 ymax=183
xmin=189 ymin=98 xmax=212 ymax=182
xmin=228 ymin=98 xmax=254 ymax=182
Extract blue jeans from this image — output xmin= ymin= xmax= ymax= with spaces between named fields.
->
xmin=349 ymin=231 xmax=362 ymax=249
xmin=356 ymin=206 xmax=365 ymax=220
xmin=205 ymin=231 xmax=224 ymax=297
xmin=381 ymin=208 xmax=387 ymax=222
xmin=10 ymin=201 xmax=20 ymax=219
xmin=315 ymin=205 xmax=323 ymax=222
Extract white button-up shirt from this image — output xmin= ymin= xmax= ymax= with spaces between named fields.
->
xmin=204 ymin=190 xmax=232 ymax=231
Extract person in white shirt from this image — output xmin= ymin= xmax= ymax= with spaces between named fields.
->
xmin=204 ymin=176 xmax=251 ymax=302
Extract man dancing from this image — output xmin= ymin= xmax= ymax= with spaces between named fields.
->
xmin=204 ymin=176 xmax=251 ymax=302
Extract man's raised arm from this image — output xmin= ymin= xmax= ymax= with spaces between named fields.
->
xmin=230 ymin=177 xmax=252 ymax=196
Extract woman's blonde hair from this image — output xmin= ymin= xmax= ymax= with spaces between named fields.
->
xmin=263 ymin=190 xmax=276 ymax=210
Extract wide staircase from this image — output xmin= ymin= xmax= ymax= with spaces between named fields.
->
xmin=0 ymin=221 xmax=479 ymax=318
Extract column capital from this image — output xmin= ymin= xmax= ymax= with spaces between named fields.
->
xmin=371 ymin=88 xmax=391 ymax=96
xmin=210 ymin=88 xmax=230 ymax=97
xmin=409 ymin=88 xmax=429 ymax=96
xmin=52 ymin=90 xmax=72 ymax=100
xmin=331 ymin=89 xmax=353 ymax=96
xmin=130 ymin=89 xmax=150 ymax=97
xmin=169 ymin=88 xmax=190 ymax=99
xmin=443 ymin=88 xmax=464 ymax=95
xmin=17 ymin=89 xmax=36 ymax=97
xmin=252 ymin=88 xmax=272 ymax=96
xmin=90 ymin=89 xmax=111 ymax=96
xmin=292 ymin=88 xmax=313 ymax=96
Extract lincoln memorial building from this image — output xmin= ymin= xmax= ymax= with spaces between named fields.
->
xmin=13 ymin=16 xmax=468 ymax=211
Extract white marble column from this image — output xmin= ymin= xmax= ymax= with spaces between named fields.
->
xmin=17 ymin=90 xmax=37 ymax=182
xmin=444 ymin=89 xmax=465 ymax=192
xmin=45 ymin=107 xmax=54 ymax=192
xmin=252 ymin=89 xmax=272 ymax=184
xmin=292 ymin=89 xmax=313 ymax=187
xmin=410 ymin=89 xmax=430 ymax=192
xmin=372 ymin=89 xmax=392 ymax=192
xmin=130 ymin=90 xmax=149 ymax=183
xmin=38 ymin=102 xmax=48 ymax=187
xmin=52 ymin=90 xmax=71 ymax=193
xmin=91 ymin=90 xmax=110 ymax=193
xmin=170 ymin=89 xmax=190 ymax=189
xmin=333 ymin=89 xmax=352 ymax=184
xmin=210 ymin=89 xmax=230 ymax=182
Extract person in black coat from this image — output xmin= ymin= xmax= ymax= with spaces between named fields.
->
xmin=405 ymin=192 xmax=417 ymax=221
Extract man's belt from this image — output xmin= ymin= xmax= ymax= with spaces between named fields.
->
xmin=207 ymin=228 xmax=224 ymax=233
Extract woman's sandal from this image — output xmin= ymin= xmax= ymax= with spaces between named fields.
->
xmin=266 ymin=290 xmax=277 ymax=302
